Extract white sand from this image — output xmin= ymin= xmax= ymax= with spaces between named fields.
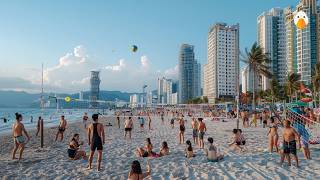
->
xmin=1 ymin=115 xmax=320 ymax=179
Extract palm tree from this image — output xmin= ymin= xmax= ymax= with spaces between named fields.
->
xmin=312 ymin=62 xmax=320 ymax=107
xmin=285 ymin=72 xmax=300 ymax=103
xmin=241 ymin=42 xmax=272 ymax=111
xmin=269 ymin=77 xmax=280 ymax=104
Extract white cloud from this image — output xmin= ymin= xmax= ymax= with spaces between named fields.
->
xmin=105 ymin=59 xmax=126 ymax=71
xmin=1 ymin=45 xmax=178 ymax=93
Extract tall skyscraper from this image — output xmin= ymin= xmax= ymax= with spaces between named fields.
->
xmin=90 ymin=71 xmax=100 ymax=108
xmin=284 ymin=0 xmax=320 ymax=85
xmin=257 ymin=8 xmax=287 ymax=86
xmin=157 ymin=77 xmax=173 ymax=104
xmin=203 ymin=23 xmax=239 ymax=103
xmin=178 ymin=44 xmax=201 ymax=103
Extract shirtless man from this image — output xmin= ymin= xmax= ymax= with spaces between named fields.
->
xmin=280 ymin=120 xmax=301 ymax=167
xmin=87 ymin=114 xmax=105 ymax=171
xmin=198 ymin=118 xmax=207 ymax=149
xmin=178 ymin=117 xmax=185 ymax=144
xmin=124 ymin=117 xmax=134 ymax=139
xmin=55 ymin=115 xmax=67 ymax=142
xmin=12 ymin=113 xmax=30 ymax=160
xmin=191 ymin=118 xmax=199 ymax=145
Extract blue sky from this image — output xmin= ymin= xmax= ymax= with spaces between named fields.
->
xmin=0 ymin=0 xmax=304 ymax=92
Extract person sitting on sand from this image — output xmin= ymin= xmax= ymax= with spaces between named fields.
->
xmin=87 ymin=114 xmax=105 ymax=171
xmin=205 ymin=137 xmax=224 ymax=162
xmin=136 ymin=138 xmax=155 ymax=157
xmin=280 ymin=120 xmax=301 ymax=167
xmin=124 ymin=117 xmax=134 ymax=139
xmin=55 ymin=115 xmax=67 ymax=142
xmin=178 ymin=118 xmax=185 ymax=144
xmin=12 ymin=113 xmax=30 ymax=160
xmin=159 ymin=141 xmax=169 ymax=156
xmin=68 ymin=133 xmax=87 ymax=160
xmin=229 ymin=129 xmax=245 ymax=152
xmin=128 ymin=160 xmax=151 ymax=180
xmin=267 ymin=117 xmax=279 ymax=153
xmin=185 ymin=140 xmax=195 ymax=158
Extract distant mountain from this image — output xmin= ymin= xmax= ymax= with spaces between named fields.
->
xmin=0 ymin=90 xmax=137 ymax=108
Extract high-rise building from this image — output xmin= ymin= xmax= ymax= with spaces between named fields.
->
xmin=157 ymin=77 xmax=173 ymax=104
xmin=178 ymin=44 xmax=201 ymax=103
xmin=257 ymin=8 xmax=287 ymax=86
xmin=90 ymin=71 xmax=100 ymax=108
xmin=129 ymin=94 xmax=140 ymax=108
xmin=284 ymin=0 xmax=320 ymax=85
xmin=203 ymin=23 xmax=239 ymax=103
xmin=241 ymin=66 xmax=262 ymax=93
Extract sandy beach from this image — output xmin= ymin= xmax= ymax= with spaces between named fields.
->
xmin=1 ymin=115 xmax=320 ymax=180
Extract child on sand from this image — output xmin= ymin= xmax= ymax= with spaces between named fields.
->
xmin=280 ymin=120 xmax=301 ymax=167
xmin=12 ymin=113 xmax=30 ymax=160
xmin=205 ymin=137 xmax=224 ymax=162
xmin=128 ymin=160 xmax=151 ymax=180
xmin=159 ymin=141 xmax=169 ymax=156
xmin=185 ymin=140 xmax=195 ymax=158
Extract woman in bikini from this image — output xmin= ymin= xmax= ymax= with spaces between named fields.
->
xmin=267 ymin=117 xmax=279 ymax=153
xmin=128 ymin=160 xmax=151 ymax=180
xmin=136 ymin=138 xmax=155 ymax=157
xmin=68 ymin=133 xmax=87 ymax=160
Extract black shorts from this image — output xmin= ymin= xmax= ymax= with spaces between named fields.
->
xmin=140 ymin=124 xmax=144 ymax=127
xmin=58 ymin=127 xmax=65 ymax=133
xmin=180 ymin=125 xmax=185 ymax=132
xmin=125 ymin=128 xmax=132 ymax=132
xmin=91 ymin=139 xmax=103 ymax=151
xmin=283 ymin=141 xmax=297 ymax=155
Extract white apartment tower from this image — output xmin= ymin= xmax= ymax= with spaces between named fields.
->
xmin=157 ymin=77 xmax=173 ymax=104
xmin=203 ymin=23 xmax=240 ymax=103
xmin=257 ymin=8 xmax=287 ymax=87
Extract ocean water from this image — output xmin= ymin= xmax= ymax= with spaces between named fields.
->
xmin=0 ymin=108 xmax=111 ymax=134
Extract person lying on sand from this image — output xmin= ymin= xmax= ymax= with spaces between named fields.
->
xmin=205 ymin=137 xmax=224 ymax=162
xmin=159 ymin=141 xmax=169 ymax=156
xmin=229 ymin=129 xmax=245 ymax=153
xmin=136 ymin=138 xmax=156 ymax=157
xmin=280 ymin=120 xmax=301 ymax=167
xmin=128 ymin=160 xmax=151 ymax=180
xmin=12 ymin=113 xmax=30 ymax=160
xmin=185 ymin=140 xmax=195 ymax=158
xmin=68 ymin=133 xmax=87 ymax=160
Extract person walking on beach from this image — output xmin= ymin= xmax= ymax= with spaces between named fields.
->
xmin=280 ymin=120 xmax=301 ymax=167
xmin=148 ymin=114 xmax=152 ymax=130
xmin=87 ymin=114 xmax=105 ymax=171
xmin=12 ymin=113 xmax=30 ymax=160
xmin=116 ymin=111 xmax=121 ymax=129
xmin=124 ymin=117 xmax=134 ymax=139
xmin=82 ymin=112 xmax=88 ymax=129
xmin=55 ymin=115 xmax=67 ymax=142
xmin=36 ymin=116 xmax=42 ymax=136
xmin=198 ymin=118 xmax=207 ymax=149
xmin=178 ymin=117 xmax=185 ymax=144
xmin=191 ymin=117 xmax=199 ymax=145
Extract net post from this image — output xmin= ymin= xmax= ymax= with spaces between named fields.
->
xmin=40 ymin=119 xmax=44 ymax=148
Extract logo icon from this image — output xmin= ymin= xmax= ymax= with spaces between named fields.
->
xmin=294 ymin=11 xmax=308 ymax=30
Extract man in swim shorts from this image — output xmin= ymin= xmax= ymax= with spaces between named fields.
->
xmin=280 ymin=120 xmax=301 ymax=167
xmin=198 ymin=118 xmax=207 ymax=149
xmin=55 ymin=115 xmax=67 ymax=142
